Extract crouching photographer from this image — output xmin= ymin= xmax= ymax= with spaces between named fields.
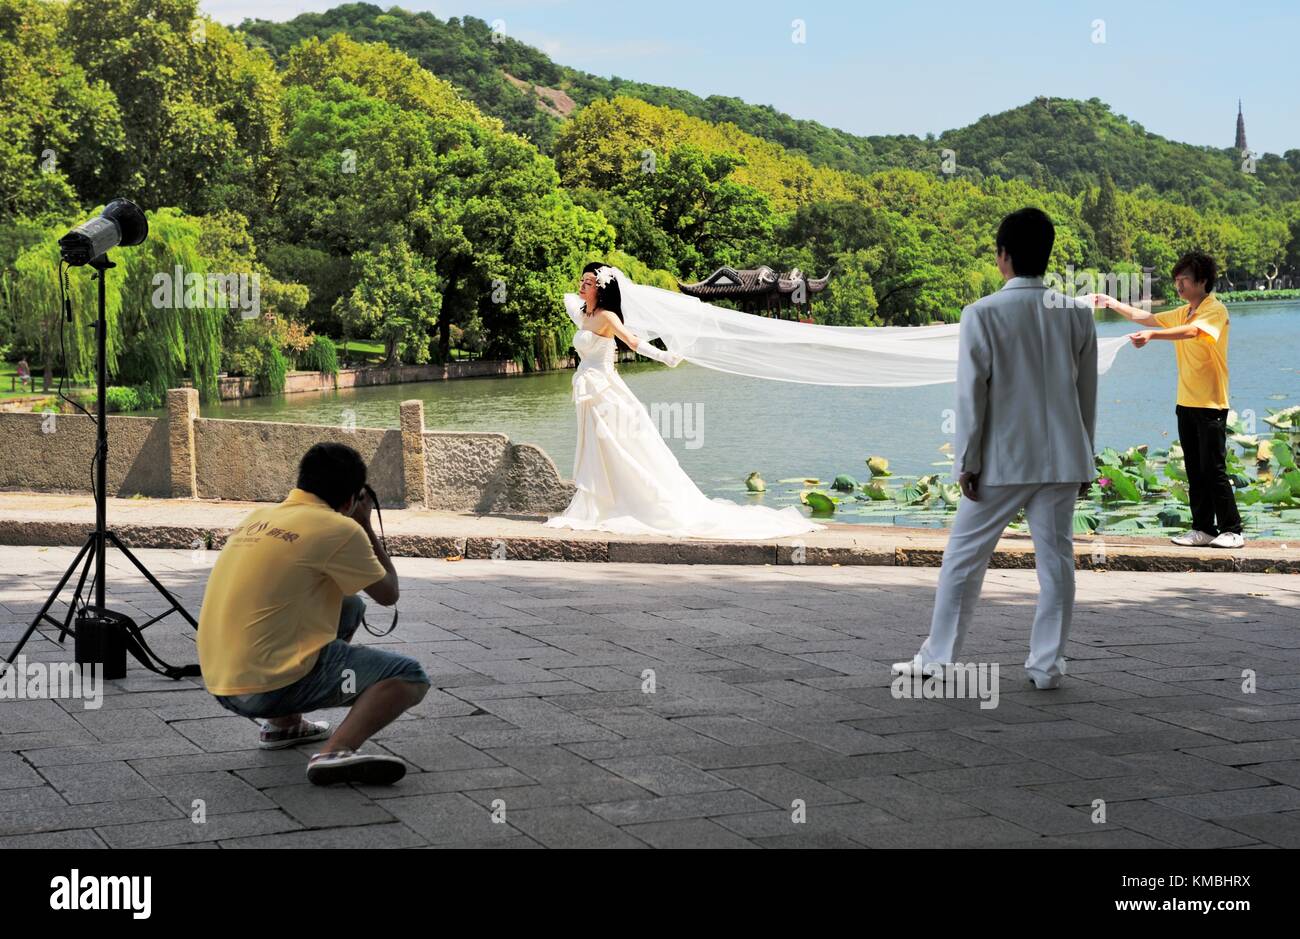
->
xmin=197 ymin=443 xmax=429 ymax=786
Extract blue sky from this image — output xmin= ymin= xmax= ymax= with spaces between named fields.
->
xmin=203 ymin=0 xmax=1298 ymax=156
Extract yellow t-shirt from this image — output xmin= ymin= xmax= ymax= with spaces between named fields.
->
xmin=1154 ymin=294 xmax=1230 ymax=410
xmin=197 ymin=488 xmax=386 ymax=696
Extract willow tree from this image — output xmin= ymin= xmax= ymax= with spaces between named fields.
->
xmin=10 ymin=207 xmax=224 ymax=404
xmin=9 ymin=227 xmax=121 ymax=394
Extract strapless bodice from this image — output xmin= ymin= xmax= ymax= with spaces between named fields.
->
xmin=573 ymin=328 xmax=616 ymax=369
xmin=571 ymin=329 xmax=617 ymax=403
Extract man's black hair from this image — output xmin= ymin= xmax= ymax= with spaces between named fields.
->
xmin=995 ymin=207 xmax=1055 ymax=277
xmin=1172 ymin=250 xmax=1217 ymax=293
xmin=297 ymin=442 xmax=367 ymax=510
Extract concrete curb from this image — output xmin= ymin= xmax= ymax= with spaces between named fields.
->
xmin=2 ymin=519 xmax=1295 ymax=574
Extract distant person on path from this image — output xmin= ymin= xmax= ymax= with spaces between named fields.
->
xmin=1089 ymin=251 xmax=1243 ymax=549
xmin=894 ymin=208 xmax=1098 ymax=690
xmin=15 ymin=358 xmax=30 ymax=390
xmin=197 ymin=443 xmax=428 ymax=786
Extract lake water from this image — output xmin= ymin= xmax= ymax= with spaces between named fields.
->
xmin=194 ymin=300 xmax=1300 ymax=523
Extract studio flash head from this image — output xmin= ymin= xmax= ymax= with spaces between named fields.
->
xmin=58 ymin=198 xmax=149 ymax=266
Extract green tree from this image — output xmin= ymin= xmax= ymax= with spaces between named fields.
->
xmin=570 ymin=188 xmax=676 ymax=272
xmin=1133 ymin=232 xmax=1178 ymax=298
xmin=62 ymin=0 xmax=283 ymax=219
xmin=0 ymin=0 xmax=122 ymax=222
xmin=1084 ymin=172 xmax=1132 ymax=263
xmin=782 ymin=197 xmax=981 ymax=324
xmin=276 ymin=35 xmax=611 ymax=363
xmin=817 ymin=250 xmax=880 ymax=326
xmin=621 ymin=146 xmax=776 ymax=278
xmin=335 ymin=240 xmax=441 ymax=364
xmin=1285 ymin=205 xmax=1300 ymax=276
xmin=417 ymin=131 xmax=613 ymax=362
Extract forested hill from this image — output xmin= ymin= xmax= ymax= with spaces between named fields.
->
xmin=236 ymin=4 xmax=1299 ymax=212
xmin=236 ymin=3 xmax=934 ymax=175
xmin=939 ymin=97 xmax=1299 ymax=211
xmin=4 ymin=0 xmax=1296 ymax=406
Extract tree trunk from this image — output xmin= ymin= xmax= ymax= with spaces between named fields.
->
xmin=42 ymin=316 xmax=52 ymax=391
xmin=438 ymin=277 xmax=454 ymax=363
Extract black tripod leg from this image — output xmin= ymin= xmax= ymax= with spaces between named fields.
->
xmin=5 ymin=536 xmax=94 ymax=667
xmin=57 ymin=537 xmax=98 ymax=644
xmin=105 ymin=531 xmax=199 ymax=628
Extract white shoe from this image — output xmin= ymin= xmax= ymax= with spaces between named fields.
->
xmin=1171 ymin=530 xmax=1215 ymax=547
xmin=1210 ymin=531 xmax=1245 ymax=549
xmin=891 ymin=658 xmax=946 ymax=679
xmin=307 ymin=749 xmax=407 ymax=786
xmin=258 ymin=718 xmax=330 ymax=750
xmin=1027 ymin=673 xmax=1062 ymax=690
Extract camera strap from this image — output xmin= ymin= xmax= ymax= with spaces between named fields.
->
xmin=121 ymin=622 xmax=203 ymax=679
xmin=361 ymin=485 xmax=399 ymax=638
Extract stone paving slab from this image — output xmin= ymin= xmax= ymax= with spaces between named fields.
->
xmin=3 ymin=491 xmax=1298 ymax=572
xmin=1 ymin=546 xmax=1298 ymax=848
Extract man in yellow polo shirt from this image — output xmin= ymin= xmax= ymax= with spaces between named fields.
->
xmin=1091 ymin=250 xmax=1244 ymax=548
xmin=198 ymin=443 xmax=429 ymax=786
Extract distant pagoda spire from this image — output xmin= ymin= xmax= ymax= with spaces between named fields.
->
xmin=1235 ymin=99 xmax=1248 ymax=153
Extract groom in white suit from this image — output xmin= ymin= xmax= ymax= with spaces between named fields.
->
xmin=894 ymin=208 xmax=1098 ymax=690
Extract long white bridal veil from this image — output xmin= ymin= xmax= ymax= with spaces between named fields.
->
xmin=564 ymin=267 xmax=1128 ymax=387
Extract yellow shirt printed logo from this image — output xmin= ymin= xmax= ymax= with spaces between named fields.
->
xmin=197 ymin=488 xmax=385 ymax=696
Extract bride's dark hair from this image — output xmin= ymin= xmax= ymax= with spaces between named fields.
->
xmin=583 ymin=261 xmax=629 ymax=351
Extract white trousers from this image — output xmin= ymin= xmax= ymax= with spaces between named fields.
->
xmin=918 ymin=482 xmax=1078 ymax=683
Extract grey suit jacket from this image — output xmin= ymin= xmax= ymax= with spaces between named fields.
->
xmin=953 ymin=276 xmax=1098 ymax=486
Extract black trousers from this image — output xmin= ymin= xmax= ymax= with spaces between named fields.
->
xmin=1176 ymin=405 xmax=1243 ymax=536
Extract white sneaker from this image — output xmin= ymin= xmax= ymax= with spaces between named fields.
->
xmin=258 ymin=718 xmax=330 ymax=750
xmin=307 ymin=749 xmax=407 ymax=786
xmin=1210 ymin=531 xmax=1245 ymax=549
xmin=891 ymin=658 xmax=946 ymax=679
xmin=1171 ymin=530 xmax=1215 ymax=547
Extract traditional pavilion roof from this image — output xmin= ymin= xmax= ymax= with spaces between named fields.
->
xmin=678 ymin=266 xmax=831 ymax=298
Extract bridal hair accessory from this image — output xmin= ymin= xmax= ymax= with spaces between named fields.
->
xmin=594 ymin=266 xmax=617 ymax=288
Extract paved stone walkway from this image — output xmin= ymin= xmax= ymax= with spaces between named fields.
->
xmin=2 ymin=545 xmax=1299 ymax=848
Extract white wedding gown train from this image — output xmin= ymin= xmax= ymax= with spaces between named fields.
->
xmin=544 ymin=329 xmax=825 ymax=539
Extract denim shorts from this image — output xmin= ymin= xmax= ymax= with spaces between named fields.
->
xmin=215 ymin=596 xmax=429 ymax=720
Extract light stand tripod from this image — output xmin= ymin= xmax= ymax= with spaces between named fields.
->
xmin=2 ymin=251 xmax=199 ymax=680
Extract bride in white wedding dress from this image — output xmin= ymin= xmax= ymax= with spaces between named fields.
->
xmin=543 ymin=263 xmax=826 ymax=539
xmin=543 ymin=261 xmax=1132 ymax=540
